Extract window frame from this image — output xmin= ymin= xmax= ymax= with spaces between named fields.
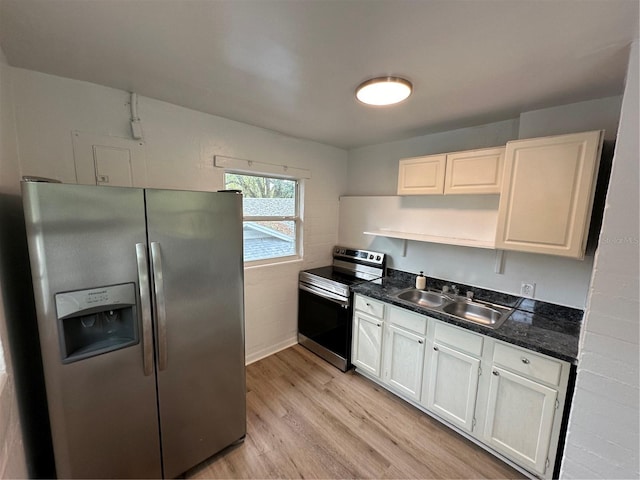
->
xmin=224 ymin=171 xmax=303 ymax=265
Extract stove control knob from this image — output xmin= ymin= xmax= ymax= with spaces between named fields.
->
xmin=376 ymin=255 xmax=381 ymax=261
xmin=369 ymin=254 xmax=374 ymax=259
xmin=335 ymin=248 xmax=340 ymax=254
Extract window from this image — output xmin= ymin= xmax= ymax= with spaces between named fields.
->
xmin=225 ymin=172 xmax=300 ymax=263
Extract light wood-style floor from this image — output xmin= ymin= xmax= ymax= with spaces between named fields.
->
xmin=187 ymin=345 xmax=523 ymax=479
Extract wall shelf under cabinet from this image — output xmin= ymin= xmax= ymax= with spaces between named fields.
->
xmin=339 ymin=195 xmax=500 ymax=265
xmin=362 ymin=229 xmax=505 ymax=273
xmin=364 ymin=229 xmax=496 ymax=249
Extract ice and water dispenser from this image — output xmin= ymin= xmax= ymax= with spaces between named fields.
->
xmin=55 ymin=283 xmax=138 ymax=363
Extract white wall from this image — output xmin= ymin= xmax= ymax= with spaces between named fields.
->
xmin=519 ymin=96 xmax=622 ymax=141
xmin=9 ymin=67 xmax=348 ymax=364
xmin=343 ymin=98 xmax=622 ymax=308
xmin=561 ymin=41 xmax=639 ymax=479
xmin=0 ymin=49 xmax=28 ymax=479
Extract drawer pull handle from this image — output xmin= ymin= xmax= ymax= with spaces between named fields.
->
xmin=521 ymin=357 xmax=530 ymax=364
xmin=366 ymin=303 xmax=371 ymax=306
xmin=492 ymin=370 xmax=499 ymax=376
xmin=433 ymin=346 xmax=439 ymax=351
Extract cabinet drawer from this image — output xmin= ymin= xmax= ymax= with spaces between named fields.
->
xmin=388 ymin=307 xmax=427 ymax=335
xmin=355 ymin=295 xmax=385 ymax=318
xmin=493 ymin=343 xmax=563 ymax=386
xmin=434 ymin=321 xmax=483 ymax=357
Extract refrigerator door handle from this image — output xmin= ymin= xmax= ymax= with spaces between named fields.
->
xmin=135 ymin=243 xmax=154 ymax=376
xmin=150 ymin=242 xmax=168 ymax=371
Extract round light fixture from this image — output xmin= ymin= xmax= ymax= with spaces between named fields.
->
xmin=355 ymin=76 xmax=413 ymax=106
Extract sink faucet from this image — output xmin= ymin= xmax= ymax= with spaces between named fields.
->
xmin=442 ymin=284 xmax=460 ymax=296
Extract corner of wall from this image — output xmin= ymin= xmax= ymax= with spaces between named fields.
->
xmin=0 ymin=44 xmax=30 ymax=478
xmin=560 ymin=39 xmax=639 ymax=480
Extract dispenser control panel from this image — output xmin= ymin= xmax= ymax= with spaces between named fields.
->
xmin=54 ymin=283 xmax=138 ymax=363
xmin=56 ymin=283 xmax=135 ymax=319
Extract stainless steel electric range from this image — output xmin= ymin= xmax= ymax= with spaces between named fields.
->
xmin=298 ymin=246 xmax=386 ymax=371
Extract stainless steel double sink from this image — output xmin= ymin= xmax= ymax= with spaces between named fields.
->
xmin=393 ymin=288 xmax=513 ymax=329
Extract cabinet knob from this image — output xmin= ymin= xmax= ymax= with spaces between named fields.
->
xmin=376 ymin=323 xmax=381 ymax=327
xmin=521 ymin=357 xmax=530 ymax=364
xmin=433 ymin=346 xmax=439 ymax=351
xmin=492 ymin=370 xmax=499 ymax=376
xmin=418 ymin=340 xmax=423 ymax=344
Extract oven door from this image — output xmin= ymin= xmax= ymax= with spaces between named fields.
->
xmin=298 ymin=283 xmax=352 ymax=371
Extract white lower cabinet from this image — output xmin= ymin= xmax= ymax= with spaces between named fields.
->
xmin=352 ymin=310 xmax=384 ymax=377
xmin=422 ymin=322 xmax=484 ymax=432
xmin=483 ymin=342 xmax=568 ymax=477
xmin=484 ymin=366 xmax=558 ymax=475
xmin=383 ymin=323 xmax=425 ymax=401
xmin=425 ymin=342 xmax=480 ymax=432
xmin=351 ymin=296 xmax=571 ymax=480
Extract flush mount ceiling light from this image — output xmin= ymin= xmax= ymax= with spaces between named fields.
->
xmin=355 ymin=76 xmax=413 ymax=106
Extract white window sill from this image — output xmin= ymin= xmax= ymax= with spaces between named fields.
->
xmin=244 ymin=256 xmax=303 ymax=270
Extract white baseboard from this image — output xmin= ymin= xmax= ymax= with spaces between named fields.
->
xmin=245 ymin=336 xmax=298 ymax=365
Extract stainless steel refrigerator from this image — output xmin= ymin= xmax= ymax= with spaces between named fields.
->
xmin=21 ymin=181 xmax=246 ymax=479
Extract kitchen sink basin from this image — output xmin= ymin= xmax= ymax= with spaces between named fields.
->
xmin=393 ymin=288 xmax=513 ymax=329
xmin=396 ymin=289 xmax=448 ymax=308
xmin=441 ymin=301 xmax=511 ymax=328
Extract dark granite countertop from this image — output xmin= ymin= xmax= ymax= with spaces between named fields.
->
xmin=352 ymin=270 xmax=583 ymax=364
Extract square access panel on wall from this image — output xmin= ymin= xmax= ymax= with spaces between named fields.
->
xmin=72 ymin=131 xmax=147 ymax=187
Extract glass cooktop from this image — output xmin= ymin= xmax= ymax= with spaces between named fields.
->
xmin=302 ymin=266 xmax=379 ymax=287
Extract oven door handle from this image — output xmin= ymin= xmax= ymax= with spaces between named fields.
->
xmin=299 ymin=283 xmax=350 ymax=308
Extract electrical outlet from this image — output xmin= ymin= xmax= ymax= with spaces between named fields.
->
xmin=520 ymin=282 xmax=536 ymax=297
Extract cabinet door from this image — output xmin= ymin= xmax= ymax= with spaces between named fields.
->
xmin=495 ymin=130 xmax=603 ymax=258
xmin=397 ymin=154 xmax=446 ymax=195
xmin=383 ymin=324 xmax=425 ymax=401
xmin=444 ymin=147 xmax=505 ymax=194
xmin=352 ymin=311 xmax=384 ymax=377
xmin=484 ymin=366 xmax=557 ymax=476
xmin=425 ymin=343 xmax=480 ymax=432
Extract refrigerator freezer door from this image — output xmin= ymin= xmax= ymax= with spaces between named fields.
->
xmin=22 ymin=182 xmax=163 ymax=478
xmin=145 ymin=189 xmax=246 ymax=478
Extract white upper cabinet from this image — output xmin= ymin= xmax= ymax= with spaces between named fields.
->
xmin=398 ymin=147 xmax=505 ymax=196
xmin=495 ymin=130 xmax=603 ymax=259
xmin=444 ymin=147 xmax=505 ymax=194
xmin=397 ymin=154 xmax=447 ymax=195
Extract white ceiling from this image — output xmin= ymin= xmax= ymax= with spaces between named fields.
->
xmin=0 ymin=0 xmax=638 ymax=149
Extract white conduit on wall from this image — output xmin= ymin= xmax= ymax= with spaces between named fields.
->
xmin=214 ymin=155 xmax=311 ymax=179
xmin=130 ymin=92 xmax=144 ymax=140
